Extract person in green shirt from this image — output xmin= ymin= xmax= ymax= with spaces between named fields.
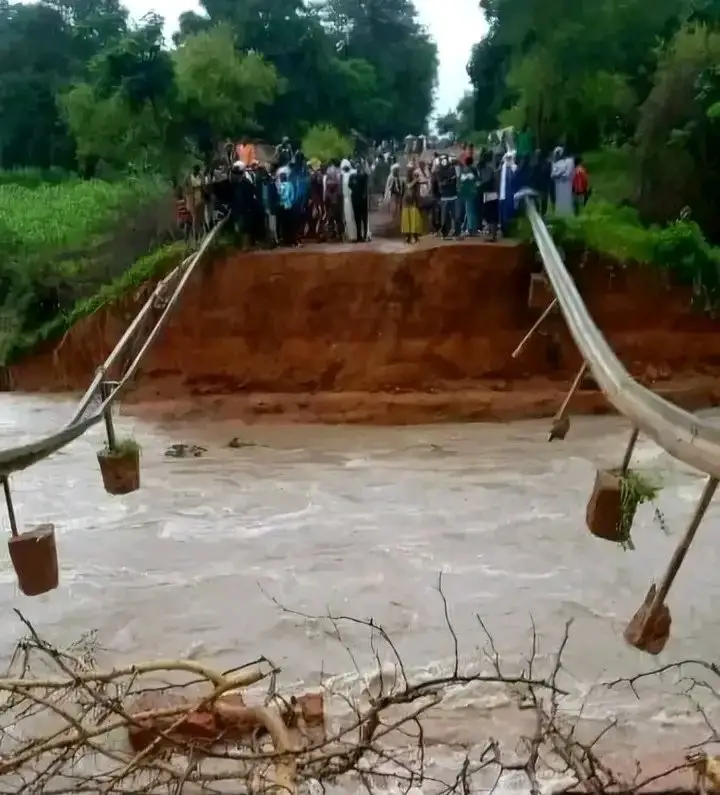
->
xmin=516 ymin=126 xmax=534 ymax=159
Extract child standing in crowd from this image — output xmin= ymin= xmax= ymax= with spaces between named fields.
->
xmin=175 ymin=187 xmax=193 ymax=245
xmin=572 ymin=155 xmax=590 ymax=212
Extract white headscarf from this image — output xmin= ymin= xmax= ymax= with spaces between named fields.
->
xmin=341 ymin=159 xmax=351 ymax=172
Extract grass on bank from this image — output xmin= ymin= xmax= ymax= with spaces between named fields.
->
xmin=521 ymin=145 xmax=720 ymax=311
xmin=3 ymin=241 xmax=187 ymax=364
xmin=0 ymin=173 xmax=181 ymax=365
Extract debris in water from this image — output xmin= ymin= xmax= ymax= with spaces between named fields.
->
xmin=228 ymin=437 xmax=256 ymax=449
xmin=164 ymin=443 xmax=207 ymax=458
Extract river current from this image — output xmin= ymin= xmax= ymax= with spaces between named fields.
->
xmin=2 ymin=394 xmax=720 ymax=790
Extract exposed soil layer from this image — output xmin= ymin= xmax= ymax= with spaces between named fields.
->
xmin=9 ymin=239 xmax=720 ymax=424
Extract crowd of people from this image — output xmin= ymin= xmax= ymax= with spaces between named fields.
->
xmin=176 ymin=137 xmax=377 ymax=248
xmin=175 ymin=136 xmax=591 ymax=249
xmin=384 ymin=144 xmax=591 ymax=244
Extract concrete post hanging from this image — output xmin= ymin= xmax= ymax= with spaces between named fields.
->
xmin=585 ymin=427 xmax=640 ymax=544
xmin=625 ymin=476 xmax=718 ymax=655
xmin=3 ymin=476 xmax=59 ymax=596
xmin=96 ymin=381 xmax=141 ymax=496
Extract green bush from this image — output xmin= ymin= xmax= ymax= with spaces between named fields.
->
xmin=301 ymin=124 xmax=353 ymax=163
xmin=522 ymin=196 xmax=720 ymax=312
xmin=6 ymin=241 xmax=186 ymax=364
xmin=652 ymin=220 xmax=720 ymax=311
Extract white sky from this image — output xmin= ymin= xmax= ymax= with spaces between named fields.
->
xmin=121 ymin=0 xmax=487 ymax=114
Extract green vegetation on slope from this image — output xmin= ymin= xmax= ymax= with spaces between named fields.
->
xmin=582 ymin=148 xmax=634 ymax=207
xmin=0 ymin=175 xmax=177 ymax=365
xmin=2 ymin=241 xmax=186 ymax=365
xmin=499 ymin=141 xmax=720 ymax=311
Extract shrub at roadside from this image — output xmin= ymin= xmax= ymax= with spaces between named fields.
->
xmin=3 ymin=242 xmax=187 ymax=365
xmin=301 ymin=125 xmax=353 ymax=163
xmin=520 ymin=196 xmax=720 ymax=314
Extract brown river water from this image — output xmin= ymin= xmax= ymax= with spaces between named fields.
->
xmin=2 ymin=394 xmax=720 ymax=790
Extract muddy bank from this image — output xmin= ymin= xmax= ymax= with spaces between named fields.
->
xmin=9 ymin=239 xmax=720 ymax=423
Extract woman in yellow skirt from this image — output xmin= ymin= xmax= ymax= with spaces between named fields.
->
xmin=401 ymin=166 xmax=423 ymax=243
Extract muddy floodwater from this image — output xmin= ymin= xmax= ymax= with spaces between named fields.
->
xmin=2 ymin=394 xmax=720 ymax=788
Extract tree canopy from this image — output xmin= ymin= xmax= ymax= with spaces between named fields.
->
xmin=0 ymin=0 xmax=438 ymax=176
xmin=463 ymin=0 xmax=720 ymax=238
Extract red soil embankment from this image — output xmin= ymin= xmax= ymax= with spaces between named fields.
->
xmin=9 ymin=239 xmax=720 ymax=424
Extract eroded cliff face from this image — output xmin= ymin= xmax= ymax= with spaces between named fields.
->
xmin=9 ymin=240 xmax=720 ymax=424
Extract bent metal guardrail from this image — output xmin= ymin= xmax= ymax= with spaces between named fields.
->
xmin=0 ymin=219 xmax=226 ymax=478
xmin=521 ymin=191 xmax=718 ymax=653
xmin=525 ymin=195 xmax=720 ymax=478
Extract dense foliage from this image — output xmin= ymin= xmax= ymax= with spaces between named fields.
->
xmin=0 ymin=175 xmax=176 ymax=362
xmin=0 ymin=0 xmax=438 ymax=177
xmin=463 ymin=0 xmax=720 ymax=238
xmin=451 ymin=0 xmax=720 ymax=306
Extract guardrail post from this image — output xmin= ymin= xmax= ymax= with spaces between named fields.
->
xmin=2 ymin=476 xmax=18 ymax=538
xmin=100 ymin=381 xmax=117 ymax=451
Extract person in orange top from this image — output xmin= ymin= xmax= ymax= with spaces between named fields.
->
xmin=236 ymin=136 xmax=256 ymax=166
xmin=572 ymin=155 xmax=590 ymax=212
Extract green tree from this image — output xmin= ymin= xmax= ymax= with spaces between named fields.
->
xmin=322 ymin=0 xmax=438 ymax=138
xmin=469 ymin=0 xmax=685 ymax=150
xmin=61 ymin=14 xmax=177 ymax=174
xmin=173 ymin=24 xmax=278 ymax=137
xmin=0 ymin=2 xmax=77 ymax=169
xmin=436 ymin=111 xmax=460 ymax=138
xmin=636 ymin=23 xmax=720 ymax=237
xmin=301 ymin=124 xmax=353 ymax=161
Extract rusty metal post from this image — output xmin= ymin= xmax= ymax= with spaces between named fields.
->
xmin=100 ymin=381 xmax=117 ymax=451
xmin=3 ymin=476 xmax=18 ymax=537
xmin=620 ymin=427 xmax=640 ymax=473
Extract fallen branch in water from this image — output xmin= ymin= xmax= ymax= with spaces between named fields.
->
xmin=0 ymin=578 xmax=716 ymax=794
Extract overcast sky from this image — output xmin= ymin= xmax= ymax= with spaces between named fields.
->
xmin=119 ymin=0 xmax=487 ymax=114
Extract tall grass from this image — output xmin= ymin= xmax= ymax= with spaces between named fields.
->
xmin=0 ymin=167 xmax=77 ymax=189
xmin=0 ymin=177 xmax=169 ymax=266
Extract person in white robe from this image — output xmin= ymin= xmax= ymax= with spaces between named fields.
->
xmin=550 ymin=146 xmax=575 ymax=216
xmin=340 ymin=159 xmax=357 ymax=242
xmin=498 ymin=150 xmax=517 ymax=232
